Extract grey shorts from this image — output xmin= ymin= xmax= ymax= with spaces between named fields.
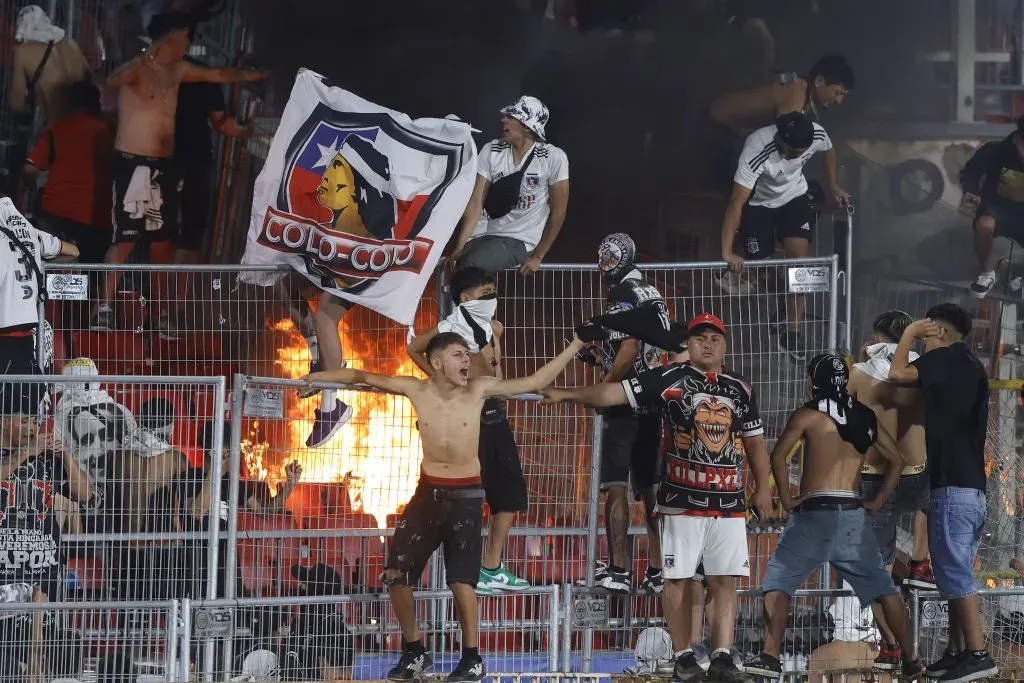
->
xmin=457 ymin=235 xmax=529 ymax=273
xmin=860 ymin=470 xmax=930 ymax=565
xmin=762 ymin=506 xmax=899 ymax=604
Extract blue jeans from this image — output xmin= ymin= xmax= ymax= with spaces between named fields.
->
xmin=929 ymin=487 xmax=985 ymax=599
xmin=762 ymin=508 xmax=898 ymax=603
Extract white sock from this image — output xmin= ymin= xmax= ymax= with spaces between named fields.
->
xmin=674 ymin=649 xmax=693 ymax=659
xmin=979 ymin=270 xmax=996 ymax=278
xmin=712 ymin=648 xmax=731 ymax=657
xmin=320 ymin=389 xmax=336 ymax=411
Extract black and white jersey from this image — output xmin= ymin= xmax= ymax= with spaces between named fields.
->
xmin=622 ymin=363 xmax=764 ymax=516
xmin=0 ymin=197 xmax=60 ymax=333
xmin=600 ymin=272 xmax=670 ymax=384
xmin=734 ymin=122 xmax=832 ymax=208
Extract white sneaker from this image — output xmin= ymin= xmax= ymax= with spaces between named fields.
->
xmin=970 ymin=271 xmax=996 ymax=298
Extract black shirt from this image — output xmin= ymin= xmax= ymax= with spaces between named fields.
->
xmin=0 ymin=450 xmax=72 ymax=592
xmin=960 ymin=136 xmax=1024 ymax=204
xmin=912 ymin=343 xmax=988 ymax=491
xmin=175 ymin=57 xmax=227 ymax=164
xmin=600 ymin=273 xmax=669 ymax=414
xmin=621 ymin=362 xmax=764 ymax=515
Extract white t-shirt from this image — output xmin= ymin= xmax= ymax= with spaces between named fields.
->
xmin=734 ymin=122 xmax=832 ymax=208
xmin=469 ymin=139 xmax=570 ymax=251
xmin=0 ymin=197 xmax=60 ymax=332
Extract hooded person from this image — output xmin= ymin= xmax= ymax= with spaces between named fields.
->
xmin=9 ymin=5 xmax=91 ymax=126
xmin=450 ymin=95 xmax=570 ymax=274
xmin=805 ymin=353 xmax=877 ymax=454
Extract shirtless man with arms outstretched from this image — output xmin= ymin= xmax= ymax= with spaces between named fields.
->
xmin=304 ymin=331 xmax=585 ymax=683
xmin=848 ymin=310 xmax=933 ymax=672
xmin=743 ymin=354 xmax=922 ymax=681
xmin=95 ymin=14 xmax=265 ymax=333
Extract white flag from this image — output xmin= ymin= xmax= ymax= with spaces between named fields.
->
xmin=240 ymin=69 xmax=477 ymax=326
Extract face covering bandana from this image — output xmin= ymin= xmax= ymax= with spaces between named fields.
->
xmin=853 ymin=343 xmax=920 ymax=382
xmin=436 ymin=295 xmax=497 ymax=353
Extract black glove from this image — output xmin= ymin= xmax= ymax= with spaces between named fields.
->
xmin=574 ymin=320 xmax=609 ymax=343
xmin=575 ymin=346 xmax=601 ymax=367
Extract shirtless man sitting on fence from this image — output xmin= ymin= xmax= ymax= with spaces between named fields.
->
xmin=304 ymin=331 xmax=586 ymax=683
xmin=743 ymin=354 xmax=922 ymax=681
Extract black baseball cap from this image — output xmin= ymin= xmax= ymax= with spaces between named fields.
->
xmin=775 ymin=112 xmax=815 ymax=149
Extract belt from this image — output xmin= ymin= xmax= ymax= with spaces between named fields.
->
xmin=428 ymin=487 xmax=485 ymax=501
xmin=861 ymin=463 xmax=926 ymax=477
xmin=796 ymin=499 xmax=862 ymax=512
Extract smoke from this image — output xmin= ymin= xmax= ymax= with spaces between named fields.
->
xmin=241 ymin=0 xmax=951 ymax=259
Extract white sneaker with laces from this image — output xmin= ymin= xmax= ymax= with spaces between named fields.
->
xmin=970 ymin=271 xmax=996 ymax=298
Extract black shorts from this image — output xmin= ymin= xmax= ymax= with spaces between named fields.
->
xmin=479 ymin=399 xmax=528 ymax=513
xmin=741 ymin=194 xmax=816 ymax=260
xmin=111 ymin=152 xmax=182 ymax=244
xmin=386 ymin=481 xmax=484 ymax=587
xmin=0 ymin=334 xmax=38 ymax=375
xmin=38 ymin=212 xmax=110 ymax=264
xmin=976 ymin=198 xmax=1024 ymax=243
xmin=179 ymin=161 xmax=214 ymax=252
xmin=599 ymin=407 xmax=661 ymax=499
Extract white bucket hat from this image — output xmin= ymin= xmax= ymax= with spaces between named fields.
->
xmin=500 ymin=95 xmax=550 ymax=140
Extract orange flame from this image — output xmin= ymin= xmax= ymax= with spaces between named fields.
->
xmin=262 ymin=319 xmax=425 ymax=529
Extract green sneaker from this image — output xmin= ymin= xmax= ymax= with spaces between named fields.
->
xmin=475 ymin=582 xmax=494 ymax=596
xmin=478 ymin=565 xmax=530 ymax=592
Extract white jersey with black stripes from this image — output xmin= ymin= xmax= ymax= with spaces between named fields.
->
xmin=733 ymin=122 xmax=832 ymax=208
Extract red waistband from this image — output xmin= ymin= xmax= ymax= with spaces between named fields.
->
xmin=0 ymin=329 xmax=33 ymax=337
xmin=420 ymin=473 xmax=482 ymax=487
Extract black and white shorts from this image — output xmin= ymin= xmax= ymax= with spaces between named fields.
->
xmin=741 ymin=194 xmax=816 ymax=260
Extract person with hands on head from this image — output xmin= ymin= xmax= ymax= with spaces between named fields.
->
xmin=544 ymin=312 xmax=771 ymax=683
xmin=719 ymin=111 xmax=839 ymax=361
xmin=743 ymin=354 xmax=922 ymax=681
xmin=888 ymin=304 xmax=998 ymax=683
xmin=302 ymin=332 xmax=585 ymax=683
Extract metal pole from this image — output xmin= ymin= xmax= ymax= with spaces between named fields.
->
xmin=222 ymin=374 xmax=246 ymax=675
xmin=203 ymin=376 xmax=227 ymax=681
xmin=64 ymin=0 xmax=74 ymax=33
xmin=548 ymin=584 xmax=560 ymax=673
xmin=583 ymin=412 xmax=603 ymax=673
xmin=180 ymin=597 xmax=192 ymax=683
xmin=561 ymin=583 xmax=572 ymax=673
xmin=911 ymin=588 xmax=920 ymax=661
xmin=827 ymin=254 xmax=839 ymax=352
xmin=843 ymin=205 xmax=854 ymax=355
xmin=167 ymin=599 xmax=180 ymax=682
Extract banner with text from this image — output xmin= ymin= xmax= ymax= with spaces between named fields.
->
xmin=240 ymin=69 xmax=477 ymax=325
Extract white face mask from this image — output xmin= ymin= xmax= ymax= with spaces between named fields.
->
xmin=461 ymin=296 xmax=497 ymax=321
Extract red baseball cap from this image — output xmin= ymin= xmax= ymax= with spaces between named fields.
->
xmin=687 ymin=313 xmax=727 ymax=336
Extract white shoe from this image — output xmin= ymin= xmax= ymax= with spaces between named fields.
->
xmin=716 ymin=270 xmax=755 ymax=295
xmin=970 ymin=271 xmax=996 ymax=298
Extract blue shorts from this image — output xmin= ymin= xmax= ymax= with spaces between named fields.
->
xmin=762 ymin=507 xmax=898 ymax=604
xmin=928 ymin=487 xmax=985 ymax=599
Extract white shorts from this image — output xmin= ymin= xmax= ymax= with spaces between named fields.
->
xmin=660 ymin=515 xmax=749 ymax=580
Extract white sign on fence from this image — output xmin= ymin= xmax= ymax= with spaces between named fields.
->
xmin=787 ymin=266 xmax=831 ymax=293
xmin=921 ymin=599 xmax=949 ymax=628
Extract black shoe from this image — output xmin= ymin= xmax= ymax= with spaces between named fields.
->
xmin=638 ymin=569 xmax=663 ymax=595
xmin=939 ymin=652 xmax=998 ymax=683
xmin=387 ymin=650 xmax=433 ymax=681
xmin=674 ymin=651 xmax=706 ymax=682
xmin=778 ymin=330 xmax=807 ymax=361
xmin=743 ymin=653 xmax=782 ymax=679
xmin=448 ymin=656 xmax=485 ymax=683
xmin=873 ymin=643 xmax=901 ymax=672
xmin=902 ymin=659 xmax=924 ymax=681
xmin=707 ymin=651 xmax=744 ymax=683
xmin=926 ymin=650 xmax=964 ymax=679
xmin=576 ymin=561 xmax=631 ymax=594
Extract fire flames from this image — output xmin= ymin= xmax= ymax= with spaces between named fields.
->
xmin=256 ymin=318 xmax=425 ymax=528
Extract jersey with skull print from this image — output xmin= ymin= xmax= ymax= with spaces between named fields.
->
xmin=621 ymin=362 xmax=763 ymax=516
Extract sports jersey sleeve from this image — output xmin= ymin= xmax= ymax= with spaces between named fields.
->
xmin=548 ymin=146 xmax=569 ymax=184
xmin=739 ymin=383 xmax=765 ymax=438
xmin=35 ymin=227 xmax=61 ymax=259
xmin=733 ymin=131 xmax=768 ymax=189
xmin=812 ymin=123 xmax=833 ymax=152
xmin=620 ymin=365 xmax=679 ymax=411
xmin=477 ymin=141 xmax=493 ymax=179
